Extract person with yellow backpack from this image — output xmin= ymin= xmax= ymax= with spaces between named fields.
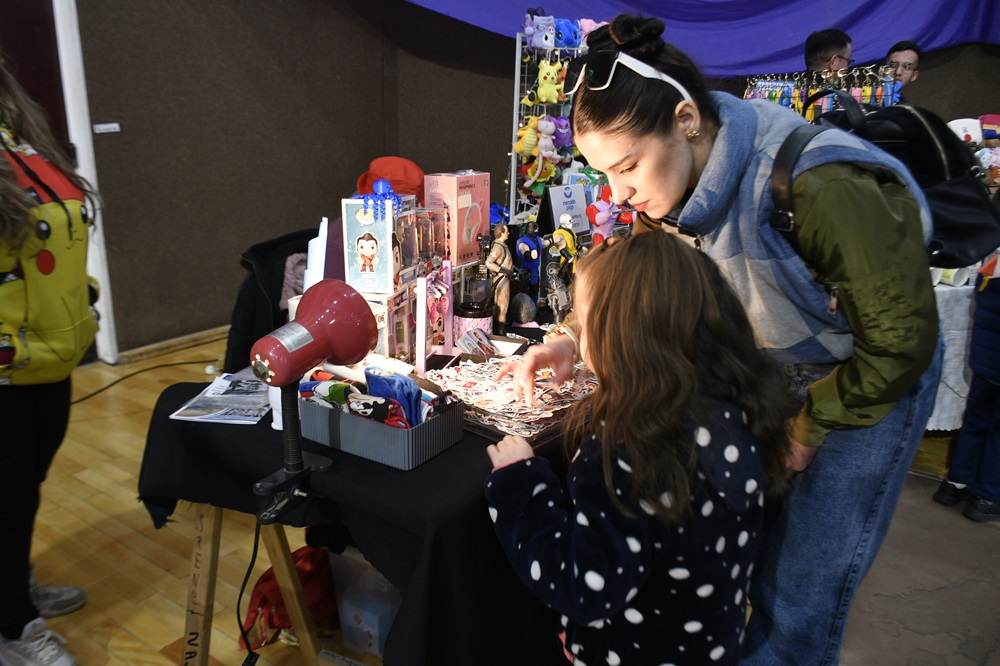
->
xmin=0 ymin=51 xmax=99 ymax=666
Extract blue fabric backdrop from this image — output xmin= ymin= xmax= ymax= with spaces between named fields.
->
xmin=404 ymin=0 xmax=1000 ymax=77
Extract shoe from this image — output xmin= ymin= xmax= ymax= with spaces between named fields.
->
xmin=0 ymin=617 xmax=76 ymax=665
xmin=963 ymin=496 xmax=1000 ymax=523
xmin=29 ymin=570 xmax=86 ymax=619
xmin=932 ymin=480 xmax=969 ymax=507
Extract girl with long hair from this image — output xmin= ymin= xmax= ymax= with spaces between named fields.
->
xmin=486 ymin=232 xmax=794 ymax=665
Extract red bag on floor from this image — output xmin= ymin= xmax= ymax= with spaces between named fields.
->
xmin=240 ymin=545 xmax=337 ymax=649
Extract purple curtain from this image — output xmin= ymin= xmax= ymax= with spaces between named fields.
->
xmin=404 ymin=0 xmax=1000 ymax=77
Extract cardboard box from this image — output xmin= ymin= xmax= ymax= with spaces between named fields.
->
xmin=342 ymin=195 xmax=416 ymax=294
xmin=414 ymin=208 xmax=449 ymax=264
xmin=299 ymin=398 xmax=464 ymax=470
xmin=362 ymin=288 xmax=415 ymax=364
xmin=424 ymin=171 xmax=490 ymax=265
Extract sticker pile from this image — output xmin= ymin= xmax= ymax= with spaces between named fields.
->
xmin=425 ymin=356 xmax=597 ymax=439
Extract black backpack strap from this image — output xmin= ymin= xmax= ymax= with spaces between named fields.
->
xmin=801 ymin=87 xmax=869 ymax=139
xmin=770 ymin=124 xmax=829 ymax=232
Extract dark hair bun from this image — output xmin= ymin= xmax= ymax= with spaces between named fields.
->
xmin=609 ymin=15 xmax=665 ymax=58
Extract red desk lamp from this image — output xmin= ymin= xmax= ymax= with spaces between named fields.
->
xmin=250 ymin=279 xmax=377 ymax=522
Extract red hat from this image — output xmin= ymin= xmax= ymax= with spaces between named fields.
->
xmin=356 ymin=156 xmax=425 ymax=205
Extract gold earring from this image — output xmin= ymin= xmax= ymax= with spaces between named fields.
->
xmin=686 ymin=130 xmax=700 ymax=141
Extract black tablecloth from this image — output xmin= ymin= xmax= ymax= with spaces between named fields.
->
xmin=139 ymin=383 xmax=562 ymax=666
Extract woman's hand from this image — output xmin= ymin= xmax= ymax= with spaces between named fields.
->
xmin=493 ymin=336 xmax=576 ymax=406
xmin=786 ymin=437 xmax=818 ymax=476
xmin=486 ymin=434 xmax=535 ymax=469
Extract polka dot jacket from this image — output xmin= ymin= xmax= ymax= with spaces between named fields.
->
xmin=485 ymin=402 xmax=765 ymax=665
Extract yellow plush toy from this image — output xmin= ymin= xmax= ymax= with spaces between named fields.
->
xmin=535 ymin=60 xmax=563 ymax=105
xmin=514 ymin=115 xmax=539 ymax=160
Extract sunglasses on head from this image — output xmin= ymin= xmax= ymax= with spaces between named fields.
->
xmin=564 ymin=51 xmax=693 ymax=102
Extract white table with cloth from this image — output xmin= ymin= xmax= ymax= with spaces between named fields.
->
xmin=926 ymin=283 xmax=976 ymax=431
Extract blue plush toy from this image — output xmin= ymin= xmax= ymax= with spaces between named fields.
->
xmin=553 ymin=18 xmax=582 ymax=48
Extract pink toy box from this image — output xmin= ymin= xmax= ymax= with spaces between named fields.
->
xmin=423 ymin=171 xmax=490 ymax=265
xmin=342 ymin=195 xmax=417 ymax=295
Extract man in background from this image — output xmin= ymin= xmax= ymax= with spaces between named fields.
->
xmin=886 ymin=40 xmax=921 ymax=104
xmin=805 ymin=28 xmax=853 ymax=77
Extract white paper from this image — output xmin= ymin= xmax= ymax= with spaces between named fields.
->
xmin=169 ymin=367 xmax=271 ymax=425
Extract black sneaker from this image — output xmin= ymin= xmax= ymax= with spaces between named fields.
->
xmin=932 ymin=480 xmax=969 ymax=506
xmin=963 ymin=496 xmax=1000 ymax=523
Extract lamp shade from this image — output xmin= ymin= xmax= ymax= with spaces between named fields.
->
xmin=250 ymin=279 xmax=377 ymax=387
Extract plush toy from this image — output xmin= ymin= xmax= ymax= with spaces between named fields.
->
xmin=534 ymin=115 xmax=562 ymax=163
xmin=522 ymin=7 xmax=545 ymax=44
xmin=535 ymin=60 xmax=563 ymax=105
xmin=553 ymin=18 xmax=582 ymax=48
xmin=579 ymin=18 xmax=608 ymax=41
xmin=521 ymin=157 xmax=556 ymax=193
xmin=552 ymin=116 xmax=573 ymax=149
xmin=529 ymin=14 xmax=556 ymax=49
xmin=514 ymin=115 xmax=540 ymax=160
xmin=586 ymin=185 xmax=635 ymax=246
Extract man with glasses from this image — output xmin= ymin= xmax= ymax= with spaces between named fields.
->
xmin=805 ymin=28 xmax=853 ymax=78
xmin=885 ymin=40 xmax=921 ymax=104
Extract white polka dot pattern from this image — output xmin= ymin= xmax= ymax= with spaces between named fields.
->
xmin=482 ymin=401 xmax=765 ymax=666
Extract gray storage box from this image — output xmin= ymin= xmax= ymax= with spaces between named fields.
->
xmin=299 ymin=398 xmax=465 ymax=470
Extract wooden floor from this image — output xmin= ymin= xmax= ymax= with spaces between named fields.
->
xmin=34 ymin=335 xmax=357 ymax=665
xmin=35 ymin=334 xmax=955 ymax=665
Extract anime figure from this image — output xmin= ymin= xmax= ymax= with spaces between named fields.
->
xmin=535 ymin=61 xmax=563 ymax=105
xmin=516 ymin=221 xmax=551 ymax=304
xmin=514 ymin=115 xmax=540 ymax=159
xmin=552 ymin=213 xmax=585 ymax=284
xmin=356 ymin=232 xmax=379 ymax=273
xmin=586 ymin=185 xmax=634 ymax=245
xmin=485 ymin=223 xmax=515 ymax=335
xmin=553 ymin=18 xmax=582 ymax=48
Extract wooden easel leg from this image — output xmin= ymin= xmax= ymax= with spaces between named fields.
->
xmin=183 ymin=504 xmax=223 ymax=666
xmin=260 ymin=523 xmax=322 ymax=664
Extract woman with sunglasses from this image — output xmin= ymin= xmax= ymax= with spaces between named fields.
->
xmin=501 ymin=14 xmax=942 ymax=666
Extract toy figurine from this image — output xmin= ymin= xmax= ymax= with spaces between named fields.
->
xmin=514 ymin=115 xmax=540 ymax=159
xmin=586 ymin=185 xmax=634 ymax=245
xmin=516 ymin=222 xmax=551 ymax=304
xmin=485 ymin=223 xmax=515 ymax=335
xmin=552 ymin=213 xmax=585 ymax=284
xmin=545 ymin=263 xmax=571 ymax=324
xmin=534 ymin=60 xmax=563 ymax=105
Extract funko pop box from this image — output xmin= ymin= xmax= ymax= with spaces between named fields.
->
xmin=342 ymin=194 xmax=416 ymax=295
xmin=423 ymin=170 xmax=490 ymax=266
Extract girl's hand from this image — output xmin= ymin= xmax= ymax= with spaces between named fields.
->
xmin=493 ymin=336 xmax=577 ymax=406
xmin=486 ymin=435 xmax=535 ymax=469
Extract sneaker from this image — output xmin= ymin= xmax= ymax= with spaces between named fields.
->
xmin=964 ymin=496 xmax=1000 ymax=523
xmin=28 ymin=570 xmax=86 ymax=619
xmin=932 ymin=479 xmax=969 ymax=507
xmin=0 ymin=617 xmax=76 ymax=666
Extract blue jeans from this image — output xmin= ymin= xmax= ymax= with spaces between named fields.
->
xmin=742 ymin=343 xmax=942 ymax=665
xmin=948 ymin=373 xmax=1000 ymax=502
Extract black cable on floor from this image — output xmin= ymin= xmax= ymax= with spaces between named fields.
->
xmin=70 ymin=360 xmax=218 ymax=404
xmin=238 ymin=521 xmax=263 ymax=665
